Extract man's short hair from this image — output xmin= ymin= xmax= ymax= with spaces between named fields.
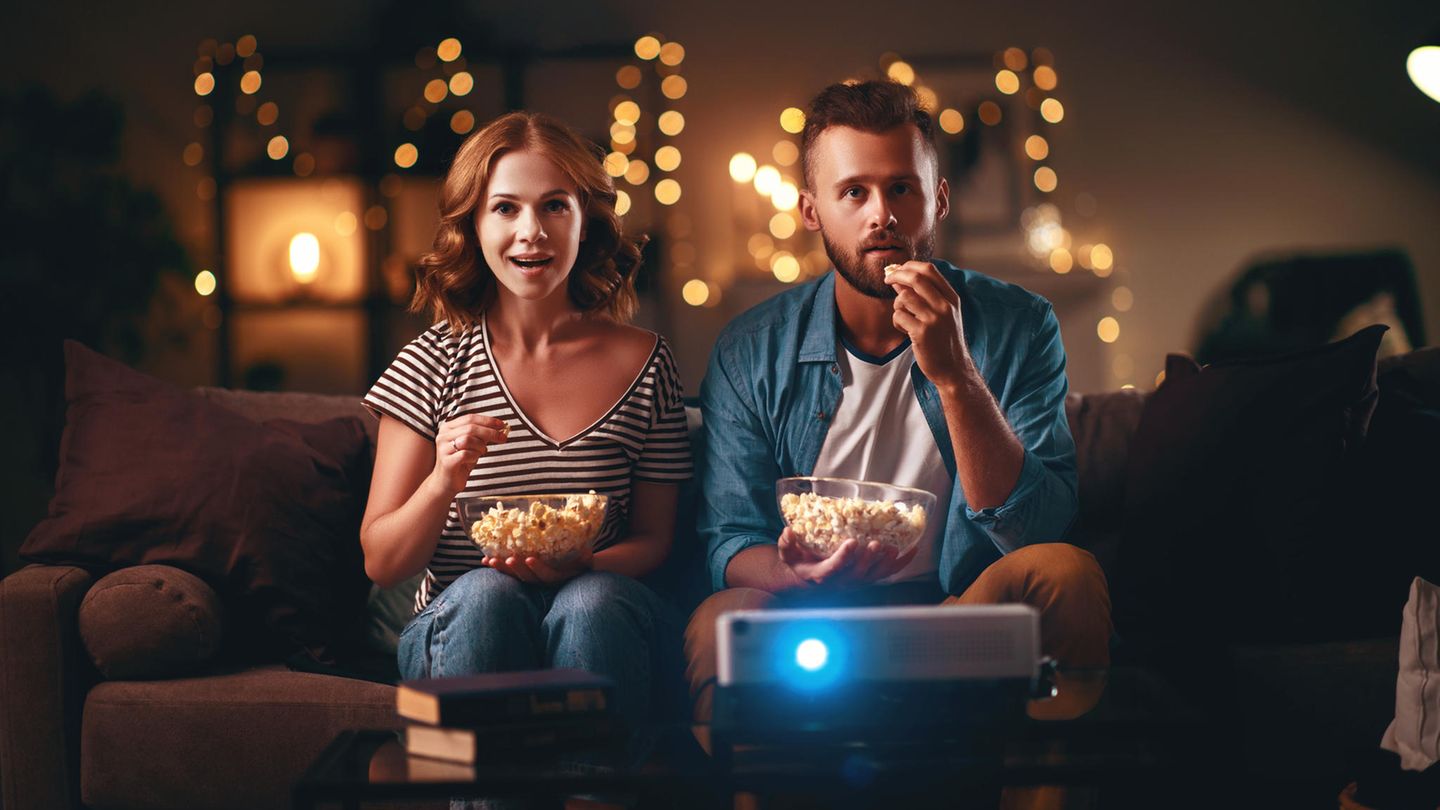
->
xmin=800 ymin=80 xmax=938 ymax=189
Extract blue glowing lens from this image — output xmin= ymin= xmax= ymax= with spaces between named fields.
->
xmin=795 ymin=638 xmax=829 ymax=672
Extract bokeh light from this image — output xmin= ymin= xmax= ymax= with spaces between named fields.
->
xmin=655 ymin=145 xmax=682 ymax=171
xmin=661 ymin=75 xmax=687 ymax=99
xmin=634 ymin=36 xmax=661 ymax=60
xmin=654 ymin=178 xmax=681 ymax=205
xmin=1034 ymin=166 xmax=1058 ymax=192
xmin=657 ymin=110 xmax=685 ymax=135
xmin=730 ymin=152 xmax=757 ymax=182
xmin=437 ymin=38 xmax=462 ymax=62
xmin=780 ymin=107 xmax=806 ymax=134
xmin=194 ymin=270 xmax=216 ymax=296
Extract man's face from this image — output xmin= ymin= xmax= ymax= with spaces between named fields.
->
xmin=799 ymin=125 xmax=949 ymax=299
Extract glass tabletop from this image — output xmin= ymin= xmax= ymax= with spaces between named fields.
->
xmin=293 ymin=666 xmax=1214 ymax=808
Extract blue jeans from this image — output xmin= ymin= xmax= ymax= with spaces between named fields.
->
xmin=398 ymin=567 xmax=681 ymax=730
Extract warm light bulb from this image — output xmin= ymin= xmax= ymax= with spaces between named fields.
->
xmin=655 ymin=145 xmax=682 ymax=172
xmin=779 ymin=107 xmax=806 ymax=134
xmin=1407 ymin=46 xmax=1440 ymax=104
xmin=436 ymin=38 xmax=462 ymax=62
xmin=634 ymin=36 xmax=661 ymax=60
xmin=729 ymin=153 xmax=757 ymax=183
xmin=1097 ymin=316 xmax=1120 ymax=343
xmin=682 ymin=279 xmax=709 ymax=306
xmin=887 ymin=60 xmax=915 ymax=85
xmin=753 ymin=165 xmax=781 ymax=196
xmin=769 ymin=212 xmax=796 ymax=239
xmin=654 ymin=178 xmax=681 ymax=205
xmin=771 ymin=182 xmax=800 ymax=211
xmin=289 ymin=233 xmax=320 ymax=284
xmin=194 ymin=270 xmax=216 ymax=296
xmin=613 ymin=100 xmax=640 ymax=125
xmin=657 ymin=110 xmax=685 ymax=136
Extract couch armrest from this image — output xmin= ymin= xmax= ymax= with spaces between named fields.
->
xmin=0 ymin=564 xmax=95 ymax=810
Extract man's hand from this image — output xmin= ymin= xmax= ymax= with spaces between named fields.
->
xmin=777 ymin=527 xmax=917 ymax=588
xmin=885 ymin=261 xmax=972 ymax=391
xmin=483 ymin=544 xmax=593 ymax=586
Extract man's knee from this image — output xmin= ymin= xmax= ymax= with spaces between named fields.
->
xmin=1000 ymin=542 xmax=1106 ymax=588
xmin=684 ymin=588 xmax=776 ymax=654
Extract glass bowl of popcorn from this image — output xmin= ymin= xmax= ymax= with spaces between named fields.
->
xmin=457 ymin=492 xmax=609 ymax=564
xmin=776 ymin=477 xmax=935 ymax=558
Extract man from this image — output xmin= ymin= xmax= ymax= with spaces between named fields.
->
xmin=685 ymin=80 xmax=1112 ymax=724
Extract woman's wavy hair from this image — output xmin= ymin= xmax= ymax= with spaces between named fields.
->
xmin=411 ymin=111 xmax=646 ymax=330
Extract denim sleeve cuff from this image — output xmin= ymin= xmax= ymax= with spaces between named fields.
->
xmin=708 ymin=534 xmax=776 ymax=591
xmin=963 ymin=449 xmax=1045 ymax=541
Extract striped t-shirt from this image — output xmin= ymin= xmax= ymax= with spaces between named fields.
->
xmin=362 ymin=316 xmax=693 ymax=612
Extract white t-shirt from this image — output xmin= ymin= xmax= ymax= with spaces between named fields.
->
xmin=811 ymin=337 xmax=952 ymax=584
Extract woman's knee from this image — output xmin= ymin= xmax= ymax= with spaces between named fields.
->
xmin=548 ymin=571 xmax=650 ymax=628
xmin=432 ymin=567 xmax=536 ymax=627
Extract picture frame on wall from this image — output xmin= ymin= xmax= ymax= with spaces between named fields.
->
xmin=909 ymin=53 xmax=1035 ymax=245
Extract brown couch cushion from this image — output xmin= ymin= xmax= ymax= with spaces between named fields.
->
xmin=78 ymin=565 xmax=222 ymax=680
xmin=1064 ymin=389 xmax=1149 ymax=577
xmin=80 ymin=665 xmax=400 ymax=810
xmin=20 ymin=341 xmax=373 ymax=664
xmin=1115 ymin=324 xmax=1387 ymax=648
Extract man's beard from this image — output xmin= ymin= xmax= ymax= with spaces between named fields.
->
xmin=821 ymin=227 xmax=936 ymax=300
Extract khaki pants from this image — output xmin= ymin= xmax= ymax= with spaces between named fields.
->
xmin=683 ymin=542 xmax=1114 ymax=810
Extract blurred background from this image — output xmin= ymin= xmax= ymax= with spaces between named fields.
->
xmin=3 ymin=0 xmax=1438 ymax=574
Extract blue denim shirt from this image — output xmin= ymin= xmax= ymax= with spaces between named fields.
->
xmin=698 ymin=260 xmax=1078 ymax=596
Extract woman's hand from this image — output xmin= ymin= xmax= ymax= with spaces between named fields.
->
xmin=483 ymin=544 xmax=594 ymax=586
xmin=431 ymin=414 xmax=509 ymax=496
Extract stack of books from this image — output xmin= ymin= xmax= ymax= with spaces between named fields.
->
xmin=396 ymin=668 xmax=618 ymax=764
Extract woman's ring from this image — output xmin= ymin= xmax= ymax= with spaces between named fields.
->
xmin=450 ymin=437 xmax=458 ymax=452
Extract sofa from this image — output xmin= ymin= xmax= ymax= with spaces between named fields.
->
xmin=2 ymin=335 xmax=1436 ymax=810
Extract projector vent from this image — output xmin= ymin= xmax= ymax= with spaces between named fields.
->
xmin=885 ymin=629 xmax=1013 ymax=664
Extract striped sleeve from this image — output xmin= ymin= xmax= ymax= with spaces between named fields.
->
xmin=362 ymin=323 xmax=453 ymax=442
xmin=634 ymin=338 xmax=693 ymax=482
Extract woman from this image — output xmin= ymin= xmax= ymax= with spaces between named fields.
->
xmin=360 ymin=111 xmax=691 ymax=732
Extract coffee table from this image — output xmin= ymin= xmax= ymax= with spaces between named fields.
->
xmin=292 ymin=666 xmax=1214 ymax=809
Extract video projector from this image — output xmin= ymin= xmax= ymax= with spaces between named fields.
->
xmin=712 ymin=604 xmax=1051 ymax=742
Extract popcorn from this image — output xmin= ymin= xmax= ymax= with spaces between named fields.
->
xmin=780 ymin=491 xmax=926 ymax=556
xmin=468 ymin=492 xmax=607 ymax=561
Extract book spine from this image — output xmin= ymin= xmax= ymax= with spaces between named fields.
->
xmin=426 ymin=687 xmax=610 ymax=726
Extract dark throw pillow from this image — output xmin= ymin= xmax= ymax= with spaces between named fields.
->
xmin=21 ymin=341 xmax=373 ymax=665
xmin=1114 ymin=324 xmax=1387 ymax=652
xmin=79 ymin=565 xmax=224 ymax=679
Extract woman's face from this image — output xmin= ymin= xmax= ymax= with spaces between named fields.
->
xmin=475 ymin=149 xmax=585 ymax=305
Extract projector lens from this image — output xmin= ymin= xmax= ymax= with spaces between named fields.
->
xmin=796 ymin=638 xmax=828 ymax=671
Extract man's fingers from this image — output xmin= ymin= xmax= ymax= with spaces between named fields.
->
xmin=855 ymin=541 xmax=897 ymax=581
xmin=812 ymin=539 xmax=862 ymax=585
xmin=886 ymin=262 xmax=957 ymax=308
xmin=892 ymin=307 xmax=922 ymax=336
